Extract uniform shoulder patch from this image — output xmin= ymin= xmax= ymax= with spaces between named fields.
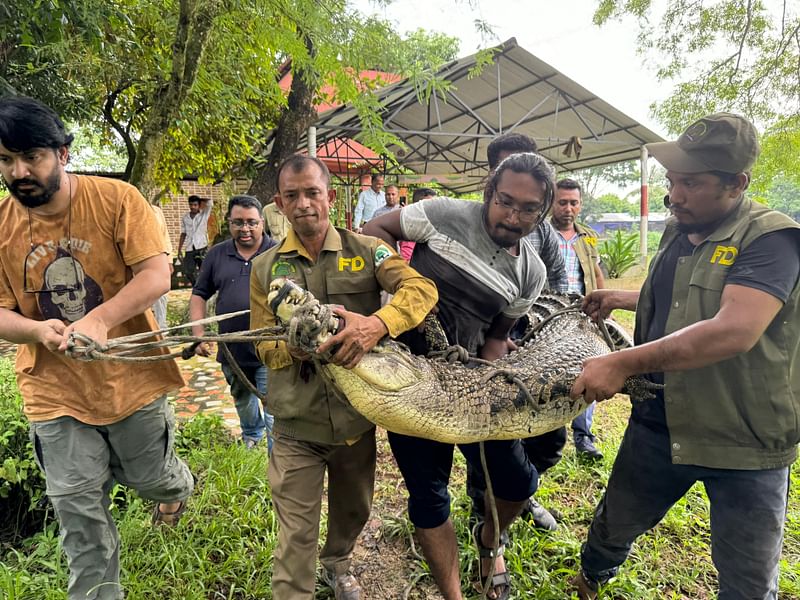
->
xmin=374 ymin=244 xmax=393 ymax=267
xmin=271 ymin=260 xmax=297 ymax=277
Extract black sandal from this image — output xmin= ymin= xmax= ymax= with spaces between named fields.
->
xmin=152 ymin=500 xmax=187 ymax=527
xmin=472 ymin=521 xmax=512 ymax=600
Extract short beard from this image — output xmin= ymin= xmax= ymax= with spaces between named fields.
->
xmin=6 ymin=169 xmax=62 ymax=209
xmin=675 ymin=211 xmax=731 ymax=235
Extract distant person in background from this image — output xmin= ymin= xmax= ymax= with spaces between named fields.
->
xmin=177 ymin=194 xmax=213 ymax=286
xmin=551 ymin=178 xmax=605 ymax=460
xmin=263 ymin=198 xmax=291 ymax=240
xmin=372 ymin=184 xmax=401 ymax=219
xmin=353 ymin=173 xmax=384 ymax=232
xmin=150 ymin=201 xmax=174 ymax=329
xmin=412 ymin=187 xmax=436 ymax=203
xmin=398 ymin=188 xmax=437 ymax=262
xmin=190 ymin=195 xmax=275 ymax=450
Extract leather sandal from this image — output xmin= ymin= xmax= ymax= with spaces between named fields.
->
xmin=152 ymin=500 xmax=187 ymax=527
xmin=472 ymin=521 xmax=512 ymax=600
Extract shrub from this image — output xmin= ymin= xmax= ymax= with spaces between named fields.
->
xmin=0 ymin=359 xmax=49 ymax=544
xmin=600 ymin=229 xmax=640 ymax=278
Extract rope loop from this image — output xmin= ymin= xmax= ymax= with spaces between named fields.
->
xmin=287 ymin=302 xmax=338 ymax=356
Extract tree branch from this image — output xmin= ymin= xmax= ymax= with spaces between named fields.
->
xmin=732 ymin=0 xmax=754 ymax=78
xmin=103 ymin=86 xmax=137 ymax=180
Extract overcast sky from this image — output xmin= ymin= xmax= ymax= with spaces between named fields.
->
xmin=353 ymin=0 xmax=671 ymax=137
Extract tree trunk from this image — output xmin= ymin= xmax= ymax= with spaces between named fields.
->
xmin=248 ymin=33 xmax=319 ymax=203
xmin=129 ymin=0 xmax=219 ymax=198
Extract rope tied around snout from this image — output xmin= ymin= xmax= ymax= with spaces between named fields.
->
xmin=286 ymin=302 xmax=340 ymax=357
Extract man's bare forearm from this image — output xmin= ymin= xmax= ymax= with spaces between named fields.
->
xmin=0 ymin=308 xmax=47 ymax=344
xmin=189 ymin=295 xmax=208 ymax=337
xmin=88 ymin=256 xmax=170 ymax=331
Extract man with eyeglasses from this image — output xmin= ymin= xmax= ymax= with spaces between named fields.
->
xmin=189 ymin=195 xmax=275 ymax=450
xmin=464 ymin=133 xmax=569 ymax=536
xmin=365 ymin=152 xmax=552 ymax=600
xmin=0 ymin=96 xmax=193 ymax=600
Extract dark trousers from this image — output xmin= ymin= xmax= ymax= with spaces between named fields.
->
xmin=183 ymin=247 xmax=206 ymax=286
xmin=466 ymin=426 xmax=567 ymax=516
xmin=581 ymin=419 xmax=789 ymax=599
xmin=388 ymin=431 xmax=539 ymax=529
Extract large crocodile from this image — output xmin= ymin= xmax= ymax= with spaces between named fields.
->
xmin=267 ymin=277 xmax=647 ymax=444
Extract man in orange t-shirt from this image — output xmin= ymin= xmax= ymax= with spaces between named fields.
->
xmin=0 ymin=96 xmax=193 ymax=600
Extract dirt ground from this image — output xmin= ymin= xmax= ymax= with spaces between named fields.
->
xmin=322 ymin=429 xmax=450 ymax=600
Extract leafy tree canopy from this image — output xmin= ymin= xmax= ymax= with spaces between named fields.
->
xmin=594 ymin=0 xmax=800 ymax=194
xmin=2 ymin=0 xmax=458 ymax=198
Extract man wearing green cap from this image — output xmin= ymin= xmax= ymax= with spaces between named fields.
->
xmin=568 ymin=113 xmax=800 ymax=599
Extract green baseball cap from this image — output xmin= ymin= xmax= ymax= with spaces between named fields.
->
xmin=646 ymin=112 xmax=760 ymax=174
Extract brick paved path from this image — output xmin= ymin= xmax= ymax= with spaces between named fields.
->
xmin=171 ymin=354 xmax=242 ymax=436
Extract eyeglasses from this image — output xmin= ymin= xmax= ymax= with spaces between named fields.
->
xmin=493 ymin=194 xmax=544 ymax=223
xmin=229 ymin=219 xmax=262 ymax=229
xmin=23 ymin=246 xmax=82 ymax=294
xmin=24 ymin=179 xmax=82 ymax=294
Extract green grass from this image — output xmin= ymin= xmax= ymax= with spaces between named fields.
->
xmin=0 ymin=414 xmax=278 ymax=599
xmin=384 ymin=400 xmax=800 ymax=599
xmin=1 ymin=390 xmax=799 ymax=599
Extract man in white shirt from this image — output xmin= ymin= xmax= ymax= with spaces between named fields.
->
xmin=177 ymin=194 xmax=213 ymax=285
xmin=353 ymin=173 xmax=384 ymax=231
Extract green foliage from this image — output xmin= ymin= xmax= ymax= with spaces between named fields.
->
xmin=2 ymin=397 xmax=799 ymax=597
xmin=593 ymin=1 xmax=800 ymax=192
xmin=582 ymin=193 xmax=635 ymax=223
xmin=647 ymin=230 xmax=663 ymax=254
xmin=0 ymin=359 xmax=48 ymax=545
xmin=574 ymin=160 xmax=640 ymax=199
xmin=759 ymin=176 xmax=800 ymax=221
xmin=600 ymin=229 xmax=640 ymax=278
xmin=0 ymin=411 xmax=281 ymax=598
xmin=3 ymin=0 xmax=460 ymax=198
xmin=68 ymin=123 xmax=128 ymax=172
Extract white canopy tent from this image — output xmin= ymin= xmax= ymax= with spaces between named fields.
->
xmin=306 ymin=38 xmax=665 ymax=257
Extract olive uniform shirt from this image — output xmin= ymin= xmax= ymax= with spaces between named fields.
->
xmin=250 ymin=224 xmax=437 ymax=443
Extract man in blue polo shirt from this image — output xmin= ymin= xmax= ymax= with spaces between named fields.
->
xmin=190 ymin=195 xmax=276 ymax=448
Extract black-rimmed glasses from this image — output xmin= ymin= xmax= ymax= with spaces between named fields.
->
xmin=23 ymin=188 xmax=82 ymax=294
xmin=493 ymin=194 xmax=544 ymax=223
xmin=230 ymin=218 xmax=262 ymax=229
xmin=23 ymin=245 xmax=82 ymax=295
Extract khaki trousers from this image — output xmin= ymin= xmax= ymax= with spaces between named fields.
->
xmin=268 ymin=430 xmax=376 ymax=599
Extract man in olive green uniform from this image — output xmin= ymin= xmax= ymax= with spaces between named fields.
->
xmin=570 ymin=113 xmax=800 ymax=599
xmin=551 ymin=178 xmax=606 ymax=460
xmin=250 ymin=155 xmax=437 ymax=600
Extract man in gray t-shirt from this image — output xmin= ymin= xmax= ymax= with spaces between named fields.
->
xmin=365 ymin=152 xmax=554 ymax=600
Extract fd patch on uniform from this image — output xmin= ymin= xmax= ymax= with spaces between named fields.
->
xmin=374 ymin=244 xmax=392 ymax=267
xmin=338 ymin=256 xmax=365 ymax=271
xmin=710 ymin=245 xmax=738 ymax=266
xmin=271 ymin=260 xmax=297 ymax=277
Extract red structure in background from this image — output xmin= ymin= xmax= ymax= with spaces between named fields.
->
xmin=278 ymin=67 xmax=401 ymax=228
